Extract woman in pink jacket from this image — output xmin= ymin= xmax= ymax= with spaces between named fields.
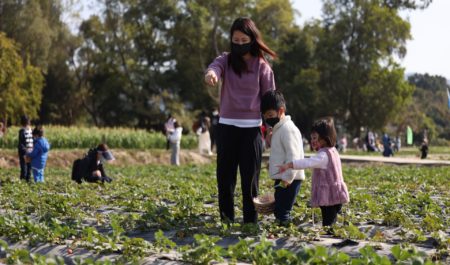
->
xmin=277 ymin=117 xmax=349 ymax=228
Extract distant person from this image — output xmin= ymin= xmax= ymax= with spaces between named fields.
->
xmin=18 ymin=115 xmax=33 ymax=182
xmin=26 ymin=126 xmax=50 ymax=183
xmin=210 ymin=109 xmax=220 ymax=153
xmin=338 ymin=135 xmax=347 ymax=153
xmin=196 ymin=111 xmax=212 ymax=155
xmin=365 ymin=131 xmax=376 ymax=152
xmin=393 ymin=136 xmax=401 ymax=152
xmin=71 ymin=144 xmax=114 ymax=184
xmin=0 ymin=120 xmax=6 ymax=138
xmin=277 ymin=117 xmax=350 ymax=230
xmin=382 ymin=133 xmax=393 ymax=157
xmin=164 ymin=114 xmax=176 ymax=150
xmin=204 ymin=17 xmax=276 ymax=223
xmin=260 ymin=123 xmax=267 ymax=152
xmin=261 ymin=90 xmax=304 ymax=226
xmin=168 ymin=121 xmax=183 ymax=166
xmin=420 ymin=139 xmax=428 ymax=159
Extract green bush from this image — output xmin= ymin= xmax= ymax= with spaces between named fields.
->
xmin=0 ymin=126 xmax=197 ymax=149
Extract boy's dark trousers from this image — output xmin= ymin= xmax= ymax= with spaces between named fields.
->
xmin=216 ymin=124 xmax=262 ymax=223
xmin=18 ymin=152 xmax=31 ymax=182
xmin=320 ymin=204 xmax=343 ymax=226
xmin=274 ymin=179 xmax=302 ymax=222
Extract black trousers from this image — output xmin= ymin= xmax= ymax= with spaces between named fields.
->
xmin=216 ymin=124 xmax=262 ymax=223
xmin=274 ymin=179 xmax=302 ymax=222
xmin=320 ymin=204 xmax=343 ymax=226
xmin=18 ymin=152 xmax=31 ymax=182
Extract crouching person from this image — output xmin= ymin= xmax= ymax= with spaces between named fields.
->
xmin=72 ymin=143 xmax=115 ymax=184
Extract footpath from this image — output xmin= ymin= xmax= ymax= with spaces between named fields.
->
xmin=262 ymin=153 xmax=450 ymax=166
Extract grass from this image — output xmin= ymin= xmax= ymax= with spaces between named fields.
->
xmin=0 ymin=126 xmax=198 ymax=149
xmin=0 ymin=161 xmax=448 ymax=264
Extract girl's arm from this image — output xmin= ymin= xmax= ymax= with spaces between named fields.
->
xmin=277 ymin=152 xmax=328 ymax=173
xmin=279 ymin=127 xmax=303 ymax=184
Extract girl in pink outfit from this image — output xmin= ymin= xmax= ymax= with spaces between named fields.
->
xmin=277 ymin=117 xmax=349 ymax=227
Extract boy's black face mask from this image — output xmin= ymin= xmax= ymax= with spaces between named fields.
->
xmin=265 ymin=117 xmax=280 ymax=128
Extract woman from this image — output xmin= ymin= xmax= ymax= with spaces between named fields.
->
xmin=204 ymin=17 xmax=276 ymax=223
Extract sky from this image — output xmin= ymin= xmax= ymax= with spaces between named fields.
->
xmin=292 ymin=0 xmax=450 ymax=79
xmin=69 ymin=0 xmax=450 ymax=79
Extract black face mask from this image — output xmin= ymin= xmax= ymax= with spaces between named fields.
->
xmin=265 ymin=117 xmax=280 ymax=128
xmin=231 ymin=42 xmax=252 ymax=56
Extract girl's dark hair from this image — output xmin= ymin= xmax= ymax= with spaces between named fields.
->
xmin=311 ymin=117 xmax=337 ymax=147
xmin=32 ymin=126 xmax=44 ymax=137
xmin=260 ymin=90 xmax=286 ymax=114
xmin=228 ymin=17 xmax=276 ymax=76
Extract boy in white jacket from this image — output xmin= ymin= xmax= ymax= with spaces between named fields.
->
xmin=261 ymin=90 xmax=305 ymax=225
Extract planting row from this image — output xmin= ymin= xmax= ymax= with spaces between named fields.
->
xmin=0 ymin=164 xmax=448 ymax=263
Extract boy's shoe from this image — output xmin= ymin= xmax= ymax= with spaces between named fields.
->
xmin=322 ymin=226 xmax=335 ymax=236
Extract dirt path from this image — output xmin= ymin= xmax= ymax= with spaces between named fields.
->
xmin=0 ymin=149 xmax=212 ymax=169
xmin=3 ymin=149 xmax=449 ymax=169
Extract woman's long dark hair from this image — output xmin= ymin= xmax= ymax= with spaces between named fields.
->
xmin=228 ymin=17 xmax=276 ymax=76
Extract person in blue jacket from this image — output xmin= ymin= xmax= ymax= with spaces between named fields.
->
xmin=26 ymin=126 xmax=50 ymax=183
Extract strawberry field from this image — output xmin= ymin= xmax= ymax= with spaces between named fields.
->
xmin=0 ymin=161 xmax=449 ymax=264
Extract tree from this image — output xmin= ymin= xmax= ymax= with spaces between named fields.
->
xmin=313 ymin=0 xmax=415 ymax=136
xmin=0 ymin=0 xmax=86 ymax=125
xmin=273 ymin=24 xmax=322 ymax=136
xmin=0 ymin=33 xmax=44 ymax=123
xmin=401 ymin=73 xmax=450 ymax=141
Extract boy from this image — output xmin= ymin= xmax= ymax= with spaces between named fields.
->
xmin=18 ymin=115 xmax=33 ymax=181
xmin=26 ymin=126 xmax=50 ymax=183
xmin=260 ymin=90 xmax=305 ymax=225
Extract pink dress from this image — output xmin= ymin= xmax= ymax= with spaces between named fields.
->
xmin=311 ymin=147 xmax=349 ymax=207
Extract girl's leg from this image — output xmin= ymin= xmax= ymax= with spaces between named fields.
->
xmin=320 ymin=204 xmax=343 ymax=226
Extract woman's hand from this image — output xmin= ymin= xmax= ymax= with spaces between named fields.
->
xmin=204 ymin=70 xmax=218 ymax=86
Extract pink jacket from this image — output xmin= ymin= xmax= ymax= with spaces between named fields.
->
xmin=207 ymin=53 xmax=275 ymax=120
xmin=311 ymin=147 xmax=349 ymax=207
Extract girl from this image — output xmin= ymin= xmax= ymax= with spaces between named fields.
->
xmin=204 ymin=17 xmax=276 ymax=223
xmin=277 ymin=117 xmax=349 ymax=228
